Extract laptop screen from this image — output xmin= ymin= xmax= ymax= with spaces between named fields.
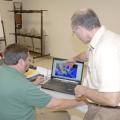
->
xmin=51 ymin=58 xmax=84 ymax=82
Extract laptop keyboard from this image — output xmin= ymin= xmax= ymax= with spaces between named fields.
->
xmin=41 ymin=79 xmax=77 ymax=95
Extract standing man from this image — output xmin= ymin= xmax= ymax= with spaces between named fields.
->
xmin=71 ymin=8 xmax=120 ymax=120
xmin=0 ymin=43 xmax=85 ymax=120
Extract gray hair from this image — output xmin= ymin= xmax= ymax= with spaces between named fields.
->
xmin=4 ymin=43 xmax=29 ymax=65
xmin=71 ymin=9 xmax=101 ymax=30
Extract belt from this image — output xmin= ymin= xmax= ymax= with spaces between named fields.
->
xmin=88 ymin=103 xmax=120 ymax=109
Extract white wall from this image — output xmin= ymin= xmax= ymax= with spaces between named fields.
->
xmin=22 ymin=0 xmax=87 ymax=58
xmin=1 ymin=0 xmax=120 ymax=58
xmin=22 ymin=0 xmax=120 ymax=58
xmin=0 ymin=0 xmax=23 ymax=51
xmin=0 ymin=0 xmax=14 ymax=50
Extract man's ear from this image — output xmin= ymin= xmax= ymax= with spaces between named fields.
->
xmin=18 ymin=58 xmax=24 ymax=66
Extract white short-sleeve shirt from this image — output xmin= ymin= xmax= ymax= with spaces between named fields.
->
xmin=83 ymin=26 xmax=120 ymax=92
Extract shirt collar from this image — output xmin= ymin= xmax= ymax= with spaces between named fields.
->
xmin=89 ymin=25 xmax=106 ymax=49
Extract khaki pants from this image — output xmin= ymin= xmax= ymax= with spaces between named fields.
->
xmin=83 ymin=104 xmax=120 ymax=120
xmin=36 ymin=110 xmax=70 ymax=120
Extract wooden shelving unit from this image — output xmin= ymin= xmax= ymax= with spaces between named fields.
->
xmin=9 ymin=2 xmax=49 ymax=59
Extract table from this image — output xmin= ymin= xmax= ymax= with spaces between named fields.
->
xmin=36 ymin=66 xmax=88 ymax=113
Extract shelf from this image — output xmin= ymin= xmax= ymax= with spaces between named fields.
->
xmin=0 ymin=39 xmax=6 ymax=41
xmin=0 ymin=36 xmax=6 ymax=41
xmin=9 ymin=2 xmax=49 ymax=59
xmin=9 ymin=10 xmax=48 ymax=13
xmin=10 ymin=33 xmax=48 ymax=39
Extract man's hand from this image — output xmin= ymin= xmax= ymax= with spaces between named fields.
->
xmin=75 ymin=85 xmax=120 ymax=106
xmin=32 ymin=76 xmax=44 ymax=85
xmin=75 ymin=85 xmax=86 ymax=98
xmin=65 ymin=58 xmax=76 ymax=68
xmin=69 ymin=52 xmax=88 ymax=63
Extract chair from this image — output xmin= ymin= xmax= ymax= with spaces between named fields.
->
xmin=0 ymin=52 xmax=3 ymax=58
xmin=0 ymin=52 xmax=4 ymax=65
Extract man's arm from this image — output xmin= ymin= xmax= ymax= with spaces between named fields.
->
xmin=46 ymin=97 xmax=86 ymax=110
xmin=75 ymin=85 xmax=120 ymax=107
xmin=32 ymin=76 xmax=44 ymax=85
xmin=70 ymin=51 xmax=88 ymax=62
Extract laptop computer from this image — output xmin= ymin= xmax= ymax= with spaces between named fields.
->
xmin=41 ymin=57 xmax=84 ymax=95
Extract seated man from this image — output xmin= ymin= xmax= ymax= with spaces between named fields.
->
xmin=0 ymin=43 xmax=86 ymax=120
xmin=0 ymin=51 xmax=43 ymax=85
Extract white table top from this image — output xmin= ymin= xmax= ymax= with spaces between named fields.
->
xmin=39 ymin=86 xmax=87 ymax=113
xmin=37 ymin=66 xmax=88 ymax=113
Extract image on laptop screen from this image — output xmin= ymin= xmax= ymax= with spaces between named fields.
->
xmin=52 ymin=58 xmax=84 ymax=82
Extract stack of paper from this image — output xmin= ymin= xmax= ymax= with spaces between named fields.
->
xmin=36 ymin=66 xmax=51 ymax=77
xmin=24 ymin=66 xmax=51 ymax=81
xmin=24 ymin=68 xmax=39 ymax=78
